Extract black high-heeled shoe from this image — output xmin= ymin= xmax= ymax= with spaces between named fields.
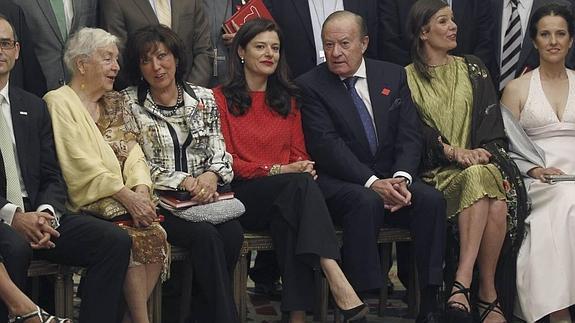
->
xmin=476 ymin=297 xmax=506 ymax=323
xmin=445 ymin=281 xmax=472 ymax=323
xmin=337 ymin=302 xmax=369 ymax=322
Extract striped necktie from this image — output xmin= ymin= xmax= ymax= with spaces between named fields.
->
xmin=500 ymin=0 xmax=522 ymax=91
xmin=156 ymin=0 xmax=172 ymax=28
xmin=0 ymin=94 xmax=24 ymax=209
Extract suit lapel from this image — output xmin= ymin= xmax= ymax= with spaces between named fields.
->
xmin=365 ymin=60 xmax=390 ymax=153
xmin=70 ymin=0 xmax=81 ymax=33
xmin=131 ymin=0 xmax=159 ymax=24
xmin=292 ymin=0 xmax=317 ymax=50
xmin=319 ymin=67 xmax=373 ymax=155
xmin=494 ymin=0 xmax=503 ymax=66
xmin=35 ymin=0 xmax=65 ymax=45
xmin=7 ymin=87 xmax=29 ymax=179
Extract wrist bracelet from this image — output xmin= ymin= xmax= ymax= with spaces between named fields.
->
xmin=268 ymin=164 xmax=281 ymax=176
xmin=447 ymin=146 xmax=455 ymax=161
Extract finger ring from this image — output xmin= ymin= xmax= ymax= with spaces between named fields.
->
xmin=199 ymin=188 xmax=206 ymax=194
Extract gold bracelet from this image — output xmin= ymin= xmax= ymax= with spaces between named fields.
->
xmin=447 ymin=146 xmax=455 ymax=161
xmin=268 ymin=164 xmax=281 ymax=176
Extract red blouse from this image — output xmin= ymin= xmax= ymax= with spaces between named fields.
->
xmin=214 ymin=87 xmax=309 ymax=180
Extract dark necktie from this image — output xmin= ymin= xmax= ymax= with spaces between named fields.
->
xmin=500 ymin=0 xmax=522 ymax=91
xmin=343 ymin=77 xmax=377 ymax=155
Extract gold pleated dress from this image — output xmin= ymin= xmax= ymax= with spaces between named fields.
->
xmin=406 ymin=57 xmax=506 ymax=218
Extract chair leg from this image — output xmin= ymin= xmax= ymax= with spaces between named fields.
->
xmin=379 ymin=243 xmax=392 ymax=317
xmin=64 ymin=271 xmax=74 ymax=319
xmin=234 ymin=251 xmax=248 ymax=323
xmin=407 ymin=241 xmax=420 ymax=318
xmin=314 ymin=269 xmax=328 ymax=323
xmin=54 ymin=271 xmax=66 ymax=317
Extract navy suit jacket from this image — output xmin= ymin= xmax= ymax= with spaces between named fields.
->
xmin=490 ymin=0 xmax=575 ymax=83
xmin=0 ymin=86 xmax=67 ymax=213
xmin=379 ymin=0 xmax=495 ymax=77
xmin=296 ymin=59 xmax=422 ymax=198
xmin=265 ymin=0 xmax=379 ymax=78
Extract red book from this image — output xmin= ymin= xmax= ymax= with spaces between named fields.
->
xmin=159 ymin=192 xmax=235 ymax=209
xmin=222 ymin=0 xmax=274 ymax=34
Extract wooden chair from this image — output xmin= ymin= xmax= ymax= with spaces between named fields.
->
xmin=27 ymin=260 xmax=74 ymax=318
xmin=318 ymin=227 xmax=420 ymax=323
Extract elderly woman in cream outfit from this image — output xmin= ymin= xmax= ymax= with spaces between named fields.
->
xmin=43 ymin=28 xmax=167 ymax=323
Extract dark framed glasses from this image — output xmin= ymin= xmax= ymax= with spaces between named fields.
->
xmin=0 ymin=39 xmax=17 ymax=50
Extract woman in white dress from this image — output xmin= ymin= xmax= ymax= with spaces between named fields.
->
xmin=501 ymin=3 xmax=575 ymax=323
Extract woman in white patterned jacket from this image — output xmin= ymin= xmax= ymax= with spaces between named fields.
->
xmin=121 ymin=25 xmax=243 ymax=323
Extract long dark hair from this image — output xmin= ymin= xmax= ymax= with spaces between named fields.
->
xmin=124 ymin=24 xmax=188 ymax=87
xmin=407 ymin=0 xmax=449 ymax=81
xmin=529 ymin=3 xmax=574 ymax=40
xmin=221 ymin=18 xmax=298 ymax=117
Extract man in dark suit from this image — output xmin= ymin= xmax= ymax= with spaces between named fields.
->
xmin=0 ymin=16 xmax=131 ymax=323
xmin=100 ymin=0 xmax=212 ymax=88
xmin=379 ymin=0 xmax=496 ymax=76
xmin=297 ymin=11 xmax=446 ymax=323
xmin=0 ymin=2 xmax=46 ymax=97
xmin=265 ymin=0 xmax=379 ymax=78
xmin=17 ymin=0 xmax=98 ymax=91
xmin=491 ymin=0 xmax=575 ymax=90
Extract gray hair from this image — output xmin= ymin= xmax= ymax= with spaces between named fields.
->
xmin=63 ymin=27 xmax=119 ymax=75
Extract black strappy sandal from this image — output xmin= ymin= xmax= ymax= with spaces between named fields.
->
xmin=445 ymin=281 xmax=472 ymax=323
xmin=8 ymin=306 xmax=72 ymax=323
xmin=477 ymin=298 xmax=506 ymax=323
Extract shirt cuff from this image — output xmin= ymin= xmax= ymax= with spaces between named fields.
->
xmin=0 ymin=203 xmax=20 ymax=226
xmin=365 ymin=175 xmax=379 ymax=188
xmin=393 ymin=171 xmax=412 ymax=186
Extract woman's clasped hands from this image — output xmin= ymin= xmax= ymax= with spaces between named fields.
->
xmin=282 ymin=160 xmax=318 ymax=179
xmin=180 ymin=172 xmax=220 ymax=204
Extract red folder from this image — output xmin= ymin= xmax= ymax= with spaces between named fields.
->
xmin=223 ymin=0 xmax=274 ymax=34
xmin=159 ymin=192 xmax=235 ymax=209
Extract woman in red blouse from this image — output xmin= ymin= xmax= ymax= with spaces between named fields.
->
xmin=214 ymin=19 xmax=367 ymax=323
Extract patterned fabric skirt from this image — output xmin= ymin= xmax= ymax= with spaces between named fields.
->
xmin=120 ymin=223 xmax=170 ymax=280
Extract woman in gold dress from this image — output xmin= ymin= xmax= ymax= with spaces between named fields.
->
xmin=43 ymin=28 xmax=168 ymax=323
xmin=405 ymin=1 xmax=527 ymax=322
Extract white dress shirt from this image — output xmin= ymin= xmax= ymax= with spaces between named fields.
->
xmin=0 ymin=83 xmax=55 ymax=225
xmin=308 ymin=0 xmax=344 ymax=64
xmin=341 ymin=59 xmax=413 ymax=188
xmin=62 ymin=0 xmax=74 ymax=33
xmin=148 ymin=0 xmax=172 ymax=17
xmin=500 ymin=0 xmax=533 ymax=67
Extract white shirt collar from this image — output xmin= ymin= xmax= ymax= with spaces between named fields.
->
xmin=339 ymin=58 xmax=367 ymax=80
xmin=0 ymin=81 xmax=10 ymax=106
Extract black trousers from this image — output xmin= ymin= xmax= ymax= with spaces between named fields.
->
xmin=161 ymin=213 xmax=243 ymax=323
xmin=0 ymin=223 xmax=33 ymax=322
xmin=0 ymin=214 xmax=132 ymax=323
xmin=233 ymin=173 xmax=340 ymax=312
xmin=326 ymin=181 xmax=446 ymax=292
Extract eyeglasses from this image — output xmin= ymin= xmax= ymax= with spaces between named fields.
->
xmin=0 ymin=40 xmax=17 ymax=50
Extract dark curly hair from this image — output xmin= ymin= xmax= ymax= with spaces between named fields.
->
xmin=124 ymin=24 xmax=187 ymax=87
xmin=221 ymin=18 xmax=298 ymax=117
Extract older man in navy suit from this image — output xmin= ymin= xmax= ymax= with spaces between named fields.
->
xmin=297 ymin=11 xmax=446 ymax=323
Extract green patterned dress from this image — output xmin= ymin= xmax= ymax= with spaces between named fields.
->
xmin=406 ymin=57 xmax=506 ymax=218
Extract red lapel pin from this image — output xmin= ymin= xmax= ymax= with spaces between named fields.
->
xmin=381 ymin=88 xmax=391 ymax=96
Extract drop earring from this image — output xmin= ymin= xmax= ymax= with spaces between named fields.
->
xmin=240 ymin=57 xmax=245 ymax=64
